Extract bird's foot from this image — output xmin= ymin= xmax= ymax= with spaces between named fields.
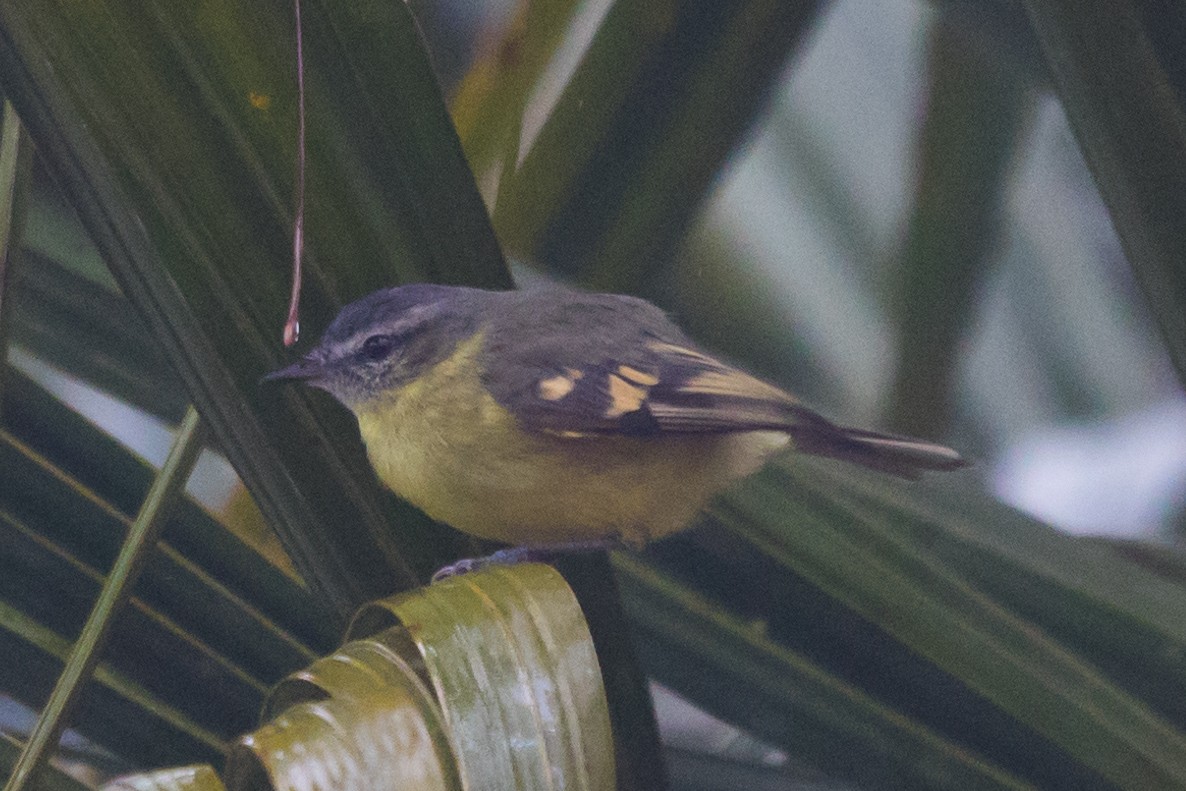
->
xmin=431 ymin=538 xmax=627 ymax=583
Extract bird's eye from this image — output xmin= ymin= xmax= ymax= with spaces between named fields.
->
xmin=360 ymin=334 xmax=397 ymax=360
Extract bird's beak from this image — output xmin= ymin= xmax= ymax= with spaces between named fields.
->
xmin=263 ymin=354 xmax=328 ymax=383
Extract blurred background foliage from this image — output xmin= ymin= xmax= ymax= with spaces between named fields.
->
xmin=1 ymin=0 xmax=1186 ymax=789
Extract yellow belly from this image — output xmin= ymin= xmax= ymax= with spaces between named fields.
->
xmin=354 ymin=337 xmax=788 ymax=546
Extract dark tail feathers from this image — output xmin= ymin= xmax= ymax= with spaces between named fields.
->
xmin=791 ymin=424 xmax=967 ymax=479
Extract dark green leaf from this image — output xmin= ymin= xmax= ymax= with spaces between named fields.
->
xmin=0 ymin=0 xmax=512 ymax=620
xmin=0 ymin=598 xmax=224 ymax=767
xmin=2 ymin=369 xmax=334 ymax=652
xmin=0 ymin=429 xmax=316 ymax=684
xmin=0 ymin=733 xmax=91 ymax=791
xmin=494 ymin=0 xmax=823 ymax=293
xmin=616 ymin=554 xmax=1035 ymax=790
xmin=1019 ymin=0 xmax=1186 ymax=389
xmin=694 ymin=457 xmax=1186 ymax=788
xmin=885 ymin=16 xmax=1032 ymax=436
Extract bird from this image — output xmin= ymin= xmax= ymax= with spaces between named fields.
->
xmin=266 ymin=284 xmax=965 ymax=574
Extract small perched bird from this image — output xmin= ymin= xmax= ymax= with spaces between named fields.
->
xmin=267 ymin=285 xmax=965 ymax=567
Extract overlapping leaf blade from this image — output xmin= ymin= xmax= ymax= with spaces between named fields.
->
xmin=0 ymin=0 xmax=511 ymax=619
xmin=0 ymin=1 xmax=1183 ymax=789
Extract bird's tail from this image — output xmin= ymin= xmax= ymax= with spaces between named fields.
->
xmin=791 ymin=423 xmax=967 ymax=479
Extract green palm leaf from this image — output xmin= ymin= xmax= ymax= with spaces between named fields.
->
xmin=0 ymin=1 xmax=1183 ymax=790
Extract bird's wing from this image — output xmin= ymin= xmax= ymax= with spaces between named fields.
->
xmin=483 ymin=331 xmax=821 ymax=437
xmin=478 ymin=292 xmax=966 ymax=477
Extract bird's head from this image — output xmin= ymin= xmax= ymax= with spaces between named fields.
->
xmin=264 ymin=284 xmax=482 ymax=410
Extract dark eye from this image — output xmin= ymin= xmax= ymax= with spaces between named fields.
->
xmin=360 ymin=334 xmax=397 ymax=360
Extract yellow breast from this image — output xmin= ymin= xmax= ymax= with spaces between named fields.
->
xmin=354 ymin=335 xmax=787 ymax=546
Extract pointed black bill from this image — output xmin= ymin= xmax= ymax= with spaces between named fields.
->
xmin=262 ymin=355 xmax=327 ymax=383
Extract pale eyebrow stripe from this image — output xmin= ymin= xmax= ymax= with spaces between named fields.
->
xmin=343 ymin=304 xmax=437 ymax=349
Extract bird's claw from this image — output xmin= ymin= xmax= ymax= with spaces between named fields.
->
xmin=431 ymin=558 xmax=484 ymax=582
xmin=430 ymin=538 xmax=626 ymax=584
